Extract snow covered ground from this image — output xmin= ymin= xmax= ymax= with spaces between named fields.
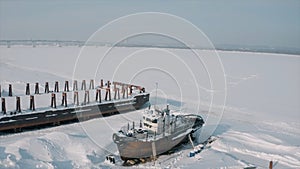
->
xmin=0 ymin=46 xmax=299 ymax=168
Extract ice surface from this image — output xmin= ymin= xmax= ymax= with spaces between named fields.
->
xmin=0 ymin=46 xmax=299 ymax=168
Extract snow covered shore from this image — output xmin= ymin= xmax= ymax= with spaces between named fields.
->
xmin=0 ymin=46 xmax=299 ymax=168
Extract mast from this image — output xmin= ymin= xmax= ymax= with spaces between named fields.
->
xmin=154 ymin=82 xmax=158 ymax=109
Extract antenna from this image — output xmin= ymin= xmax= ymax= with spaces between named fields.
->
xmin=155 ymin=82 xmax=158 ymax=108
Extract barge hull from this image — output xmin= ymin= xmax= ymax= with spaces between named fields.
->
xmin=0 ymin=93 xmax=149 ymax=132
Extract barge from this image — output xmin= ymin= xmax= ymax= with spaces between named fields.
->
xmin=0 ymin=81 xmax=150 ymax=132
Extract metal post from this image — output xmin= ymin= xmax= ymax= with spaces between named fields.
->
xmin=35 ymin=82 xmax=39 ymax=94
xmin=125 ymin=85 xmax=128 ymax=98
xmin=54 ymin=81 xmax=59 ymax=92
xmin=81 ymin=80 xmax=86 ymax=90
xmin=117 ymin=88 xmax=120 ymax=100
xmin=16 ymin=96 xmax=21 ymax=112
xmin=64 ymin=81 xmax=69 ymax=92
xmin=8 ymin=84 xmax=12 ymax=96
xmin=107 ymin=81 xmax=110 ymax=88
xmin=73 ymin=80 xmax=78 ymax=91
xmin=2 ymin=98 xmax=6 ymax=114
xmin=89 ymin=79 xmax=94 ymax=89
xmin=25 ymin=83 xmax=30 ymax=95
xmin=84 ymin=90 xmax=90 ymax=104
xmin=96 ymin=89 xmax=101 ymax=103
xmin=30 ymin=95 xmax=35 ymax=111
xmin=269 ymin=161 xmax=273 ymax=169
xmin=108 ymin=88 xmax=111 ymax=101
xmin=51 ymin=93 xmax=56 ymax=108
xmin=129 ymin=85 xmax=132 ymax=95
xmin=61 ymin=92 xmax=67 ymax=107
xmin=114 ymin=88 xmax=117 ymax=100
xmin=155 ymin=82 xmax=158 ymax=108
xmin=45 ymin=82 xmax=49 ymax=93
xmin=122 ymin=85 xmax=125 ymax=98
xmin=73 ymin=91 xmax=79 ymax=106
xmin=100 ymin=79 xmax=103 ymax=88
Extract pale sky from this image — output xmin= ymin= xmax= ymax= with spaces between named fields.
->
xmin=0 ymin=0 xmax=299 ymax=50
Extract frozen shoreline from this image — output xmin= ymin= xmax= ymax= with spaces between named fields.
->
xmin=0 ymin=46 xmax=299 ymax=168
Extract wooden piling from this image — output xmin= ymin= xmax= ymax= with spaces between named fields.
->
xmin=45 ymin=82 xmax=49 ymax=93
xmin=0 ymin=85 xmax=1 ymax=97
xmin=81 ymin=80 xmax=86 ymax=90
xmin=1 ymin=98 xmax=6 ymax=114
xmin=64 ymin=81 xmax=69 ymax=92
xmin=89 ymin=79 xmax=94 ymax=89
xmin=51 ymin=93 xmax=56 ymax=108
xmin=8 ymin=84 xmax=13 ymax=96
xmin=73 ymin=91 xmax=79 ymax=106
xmin=61 ymin=92 xmax=67 ymax=107
xmin=16 ymin=96 xmax=21 ymax=112
xmin=73 ymin=80 xmax=78 ymax=91
xmin=96 ymin=89 xmax=101 ymax=103
xmin=29 ymin=95 xmax=35 ymax=111
xmin=35 ymin=82 xmax=39 ymax=94
xmin=54 ymin=81 xmax=59 ymax=92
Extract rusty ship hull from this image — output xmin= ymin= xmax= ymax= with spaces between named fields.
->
xmin=113 ymin=114 xmax=204 ymax=160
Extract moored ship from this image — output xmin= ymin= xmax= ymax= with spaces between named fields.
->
xmin=113 ymin=105 xmax=204 ymax=160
